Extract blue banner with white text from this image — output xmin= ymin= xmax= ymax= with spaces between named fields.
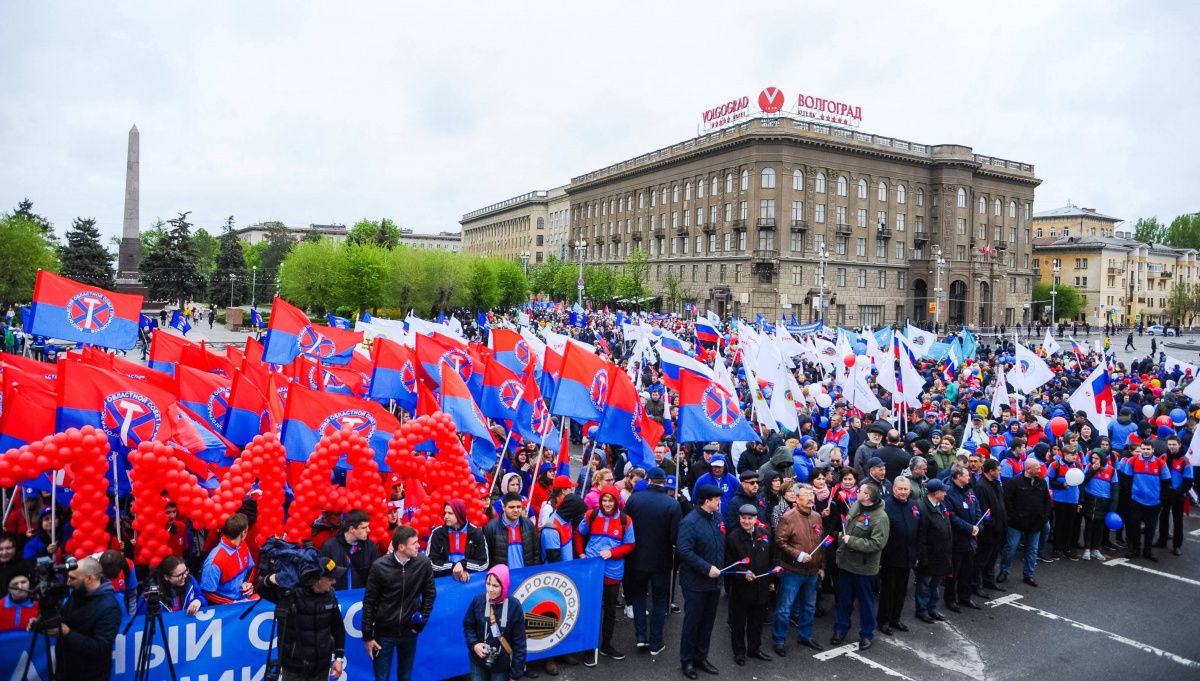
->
xmin=0 ymin=559 xmax=604 ymax=681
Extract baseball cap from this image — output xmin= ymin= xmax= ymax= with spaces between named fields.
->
xmin=319 ymin=557 xmax=347 ymax=581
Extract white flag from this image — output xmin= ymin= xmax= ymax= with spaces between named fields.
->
xmin=1068 ymin=364 xmax=1115 ymax=433
xmin=844 ymin=361 xmax=884 ymax=414
xmin=905 ymin=323 xmax=936 ymax=359
xmin=1042 ymin=329 xmax=1062 ymax=356
xmin=1013 ymin=341 xmax=1054 ymax=394
xmin=895 ymin=334 xmax=926 ymax=408
xmin=990 ymin=363 xmax=1012 ymax=420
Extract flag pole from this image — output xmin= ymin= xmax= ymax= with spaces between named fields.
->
xmin=490 ymin=427 xmax=516 ymax=496
xmin=111 ymin=453 xmax=122 ymax=544
xmin=50 ymin=471 xmax=58 ymax=548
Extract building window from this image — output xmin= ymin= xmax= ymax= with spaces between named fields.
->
xmin=759 ymin=230 xmax=775 ymax=250
xmin=696 ymin=235 xmax=703 ymax=253
xmin=696 ymin=208 xmax=703 ymax=225
xmin=712 ymin=176 xmax=719 ymax=195
xmin=650 ymin=214 xmax=657 ymax=230
xmin=957 ymin=218 xmax=967 ymax=235
xmin=710 ymin=206 xmax=718 ymax=224
xmin=673 ymin=184 xmax=680 ymax=203
xmin=638 ymin=192 xmax=644 ymax=209
xmin=956 ymin=245 xmax=967 ymax=260
xmin=836 ymin=206 xmax=847 ymax=225
xmin=816 ymin=173 xmax=826 ymax=193
xmin=877 ymin=211 xmax=887 ymax=228
xmin=741 ymin=170 xmax=750 ymax=191
xmin=916 ymin=188 xmax=924 ymax=207
xmin=878 ymin=270 xmax=887 ymax=288
xmin=857 ymin=269 xmax=866 ymax=287
xmin=814 ymin=204 xmax=827 ymax=223
xmin=761 ymin=168 xmax=776 ymax=189
xmin=671 ymin=237 xmax=677 ymax=255
xmin=705 ymin=264 xmax=711 ymax=282
xmin=724 ymin=233 xmax=732 ymax=251
xmin=672 ymin=212 xmax=678 ymax=228
xmin=957 ymin=188 xmax=967 ymax=208
xmin=683 ymin=210 xmax=690 ymax=227
xmin=661 ymin=188 xmax=667 ymax=204
xmin=1009 ymin=200 xmax=1017 ymax=219
xmin=792 ymin=265 xmax=802 ymax=286
xmin=837 ymin=267 xmax=847 ymax=286
xmin=792 ymin=169 xmax=804 ymax=191
xmin=685 ymin=182 xmax=692 ymax=201
xmin=791 ymin=201 xmax=804 ymax=221
xmin=814 ymin=234 xmax=825 ymax=254
xmin=857 ymin=208 xmax=867 ymax=228
xmin=856 ymin=238 xmax=866 ymax=256
xmin=895 ymin=240 xmax=905 ymax=259
xmin=898 ymin=271 xmax=907 ymax=289
xmin=760 ymin=199 xmax=776 ymax=219
xmin=738 ymin=231 xmax=747 ymax=250
xmin=877 ymin=181 xmax=888 ymax=202
xmin=837 ymin=175 xmax=848 ymax=196
xmin=720 ymin=263 xmax=726 ymax=280
xmin=697 ymin=181 xmax=704 ymax=198
xmin=726 ymin=173 xmax=733 ymax=193
xmin=682 ymin=236 xmax=689 ymax=254
xmin=857 ymin=178 xmax=868 ymax=199
xmin=709 ymin=234 xmax=716 ymax=251
xmin=978 ymin=196 xmax=987 ymax=214
xmin=994 ymin=199 xmax=1002 ymax=216
xmin=739 ymin=201 xmax=748 ymax=220
xmin=650 ymin=191 xmax=656 ymax=208
xmin=791 ymin=231 xmax=804 ymax=252
xmin=725 ymin=204 xmax=732 ymax=221
xmin=897 ymin=184 xmax=907 ymax=204
xmin=1010 ymin=277 xmax=1017 ymax=293
xmin=895 ymin=213 xmax=905 ymax=231
xmin=835 ymin=235 xmax=848 ymax=255
xmin=735 ymin=264 xmax=742 ymax=282
xmin=876 ymin=239 xmax=886 ymax=258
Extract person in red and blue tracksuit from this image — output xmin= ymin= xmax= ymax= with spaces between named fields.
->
xmin=1081 ymin=450 xmax=1120 ymax=560
xmin=577 ymin=485 xmax=636 ymax=662
xmin=200 ymin=513 xmax=257 ymax=604
xmin=1118 ymin=441 xmax=1171 ymax=561
xmin=1155 ymin=436 xmax=1193 ymax=556
xmin=1047 ymin=449 xmax=1084 ymax=559
xmin=0 ymin=571 xmax=37 ymax=632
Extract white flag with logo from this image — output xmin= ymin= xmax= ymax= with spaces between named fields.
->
xmin=990 ymin=363 xmax=1013 ymax=420
xmin=1042 ymin=329 xmax=1062 ymax=356
xmin=1013 ymin=341 xmax=1055 ymax=394
xmin=905 ymin=323 xmax=936 ymax=359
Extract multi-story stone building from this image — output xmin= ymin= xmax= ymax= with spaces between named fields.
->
xmin=546 ymin=186 xmax=571 ymax=262
xmin=398 ymin=228 xmax=461 ymax=252
xmin=1032 ymin=204 xmax=1122 ymax=240
xmin=460 ymin=190 xmax=554 ymax=265
xmin=566 ymin=117 xmax=1040 ymax=328
xmin=235 ymin=221 xmax=348 ymax=244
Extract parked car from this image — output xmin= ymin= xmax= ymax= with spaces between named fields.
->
xmin=1147 ymin=324 xmax=1177 ymax=336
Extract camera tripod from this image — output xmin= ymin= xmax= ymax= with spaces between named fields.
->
xmin=19 ymin=628 xmax=56 ymax=681
xmin=123 ymin=591 xmax=179 ymax=681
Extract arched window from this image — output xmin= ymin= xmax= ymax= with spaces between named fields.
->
xmin=877 ymin=181 xmax=888 ymax=202
xmin=697 ymin=180 xmax=704 ymax=198
xmin=857 ymin=179 xmax=868 ymax=199
xmin=792 ymin=169 xmax=804 ymax=191
xmin=978 ymin=197 xmax=987 ymax=214
xmin=740 ymin=169 xmax=750 ymax=190
xmin=993 ymin=199 xmax=1001 ymax=216
xmin=896 ymin=184 xmax=907 ymax=204
xmin=957 ymin=188 xmax=967 ymax=208
xmin=661 ymin=188 xmax=667 ymax=205
xmin=673 ymin=184 xmax=680 ymax=202
xmin=761 ymin=167 xmax=776 ymax=189
xmin=916 ymin=188 xmax=924 ymax=207
xmin=836 ymin=175 xmax=848 ymax=196
xmin=618 ymin=198 xmax=623 ymax=213
xmin=816 ymin=173 xmax=826 ymax=193
xmin=685 ymin=182 xmax=692 ymax=201
xmin=726 ymin=173 xmax=734 ymax=193
xmin=711 ymin=176 xmax=719 ymax=195
xmin=1009 ymin=200 xmax=1017 ymax=218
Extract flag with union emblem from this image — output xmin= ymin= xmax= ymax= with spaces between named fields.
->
xmin=27 ymin=270 xmax=143 ymax=350
xmin=677 ymin=371 xmax=757 ymax=443
xmin=262 ymin=296 xmax=362 ymax=366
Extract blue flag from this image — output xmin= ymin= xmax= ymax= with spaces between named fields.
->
xmin=250 ymin=308 xmax=265 ymax=329
xmin=169 ymin=309 xmax=191 ymax=335
xmin=19 ymin=305 xmax=32 ymax=330
xmin=476 ymin=311 xmax=490 ymax=329
xmin=326 ymin=313 xmax=352 ymax=330
xmin=359 ymin=310 xmax=374 ymax=323
xmin=962 ymin=328 xmax=978 ymax=360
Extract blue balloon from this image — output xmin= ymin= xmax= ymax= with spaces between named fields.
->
xmin=1105 ymin=512 xmax=1124 ymax=531
xmin=1170 ymin=408 xmax=1187 ymax=426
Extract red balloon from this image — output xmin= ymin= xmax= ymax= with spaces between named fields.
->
xmin=1048 ymin=416 xmax=1069 ymax=437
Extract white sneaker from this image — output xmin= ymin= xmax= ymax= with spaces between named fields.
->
xmin=624 ymin=605 xmax=634 ymax=619
xmin=1081 ymin=549 xmax=1092 ymax=561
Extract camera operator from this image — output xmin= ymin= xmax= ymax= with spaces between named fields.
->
xmin=257 ymin=557 xmax=347 ymax=681
xmin=135 ymin=555 xmax=206 ymax=616
xmin=28 ymin=557 xmax=122 ymax=681
xmin=1 ymin=569 xmax=37 ymax=631
xmin=463 ymin=564 xmax=527 ymax=681
xmin=362 ymin=525 xmax=436 ymax=681
xmin=319 ymin=509 xmax=379 ymax=590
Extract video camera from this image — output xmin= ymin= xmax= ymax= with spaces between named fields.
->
xmin=29 ymin=556 xmax=77 ymax=632
xmin=258 ymin=537 xmax=322 ymax=591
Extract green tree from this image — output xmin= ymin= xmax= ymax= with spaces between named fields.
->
xmin=1132 ymin=217 xmax=1165 ymax=245
xmin=257 ymin=221 xmax=296 ymax=302
xmin=551 ymin=265 xmax=579 ymax=303
xmin=463 ymin=258 xmax=500 ymax=311
xmin=140 ymin=219 xmax=166 ymax=255
xmin=660 ymin=273 xmax=690 ymax=314
xmin=192 ymin=226 xmax=221 ymax=282
xmin=1164 ymin=213 xmax=1200 ymax=250
xmin=529 ymin=256 xmax=567 ymax=298
xmin=493 ymin=259 xmax=529 ymax=309
xmin=1166 ymin=281 xmax=1193 ymax=326
xmin=59 ymin=217 xmax=115 ymax=289
xmin=347 ymin=218 xmax=401 ymax=248
xmin=12 ymin=198 xmax=54 ymax=237
xmin=333 ymin=243 xmax=390 ymax=313
xmin=386 ymin=246 xmax=429 ymax=315
xmin=1032 ymin=281 xmax=1083 ymax=322
xmin=278 ymin=239 xmax=338 ymax=313
xmin=583 ymin=265 xmax=617 ymax=304
xmin=423 ymin=250 xmax=466 ymax=313
xmin=209 ymin=225 xmax=249 ymax=307
xmin=141 ymin=212 xmax=205 ymax=308
xmin=0 ymin=214 xmax=60 ymax=308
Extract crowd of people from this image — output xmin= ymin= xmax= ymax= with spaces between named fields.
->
xmin=1 ymin=305 xmax=1198 ymax=681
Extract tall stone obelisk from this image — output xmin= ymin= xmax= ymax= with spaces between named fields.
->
xmin=116 ymin=125 xmax=145 ymax=291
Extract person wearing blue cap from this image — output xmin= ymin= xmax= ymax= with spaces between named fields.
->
xmin=692 ymin=454 xmax=736 ymax=513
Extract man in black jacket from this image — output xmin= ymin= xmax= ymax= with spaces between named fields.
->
xmin=624 ymin=467 xmax=681 ymax=655
xmin=999 ymin=458 xmax=1050 ymax=587
xmin=34 ymin=557 xmax=123 ymax=681
xmin=943 ymin=465 xmax=981 ymax=611
xmin=362 ymin=525 xmax=437 ymax=681
xmin=914 ymin=480 xmax=953 ymax=624
xmin=725 ymin=504 xmax=774 ymax=666
xmin=319 ymin=509 xmax=380 ymax=590
xmin=972 ymin=460 xmax=1008 ymax=594
xmin=676 ymin=485 xmax=725 ymax=679
xmin=483 ymin=493 xmax=542 ymax=569
xmin=258 ymin=557 xmax=347 ymax=679
xmin=725 ymin=470 xmax=767 ymax=527
xmin=877 ymin=430 xmax=910 ymax=482
xmin=428 ymin=499 xmax=489 ymax=581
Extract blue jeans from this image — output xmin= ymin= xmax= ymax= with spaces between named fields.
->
xmin=1000 ymin=527 xmax=1041 ymax=579
xmin=373 ymin=634 xmax=418 ymax=681
xmin=914 ymin=574 xmax=943 ymax=617
xmin=833 ymin=572 xmax=877 ymax=640
xmin=626 ymin=570 xmax=669 ymax=648
xmin=772 ymin=572 xmax=819 ymax=645
xmin=470 ymin=666 xmax=507 ymax=681
xmin=1039 ymin=521 xmax=1052 ymax=558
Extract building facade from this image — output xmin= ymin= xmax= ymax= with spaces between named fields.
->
xmin=235 ymin=221 xmax=348 ymax=244
xmin=546 ymin=185 xmax=571 ymax=262
xmin=566 ymin=117 xmax=1040 ymax=328
xmin=1032 ymin=233 xmax=1200 ymax=326
xmin=460 ymin=190 xmax=552 ymax=264
xmin=398 ymin=228 xmax=461 ymax=251
xmin=1032 ymin=204 xmax=1122 ymax=240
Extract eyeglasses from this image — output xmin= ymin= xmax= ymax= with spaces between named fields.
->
xmin=744 ymin=481 xmax=759 ymax=486
xmin=170 ymin=569 xmax=189 ymax=579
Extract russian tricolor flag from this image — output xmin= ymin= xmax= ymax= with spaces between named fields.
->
xmin=695 ymin=319 xmax=721 ymax=345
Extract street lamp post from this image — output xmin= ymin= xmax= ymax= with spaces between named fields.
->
xmin=574 ymin=239 xmax=587 ymax=307
xmin=816 ymin=246 xmax=829 ymax=324
xmin=933 ymin=246 xmax=946 ymax=332
xmin=1050 ymin=264 xmax=1060 ymax=329
xmin=251 ymin=266 xmax=257 ymax=310
xmin=229 ymin=273 xmax=236 ymax=309
xmin=519 ymin=251 xmax=530 ymax=277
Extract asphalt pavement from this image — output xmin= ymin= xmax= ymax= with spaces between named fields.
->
xmin=548 ymin=511 xmax=1200 ymax=681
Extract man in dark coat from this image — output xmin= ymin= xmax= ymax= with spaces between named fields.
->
xmin=999 ymin=457 xmax=1051 ymax=587
xmin=943 ymin=465 xmax=981 ymax=611
xmin=36 ymin=557 xmax=123 ymax=681
xmin=676 ymin=485 xmax=725 ymax=679
xmin=877 ymin=429 xmax=911 ymax=482
xmin=725 ymin=470 xmax=767 ymax=527
xmin=319 ymin=508 xmax=380 ymax=590
xmin=725 ymin=504 xmax=774 ymax=666
xmin=972 ymin=459 xmax=1008 ymax=593
xmin=914 ymin=479 xmax=953 ymax=623
xmin=624 ymin=467 xmax=682 ymax=655
xmin=878 ymin=476 xmax=919 ymax=635
xmin=428 ymin=499 xmax=490 ymax=581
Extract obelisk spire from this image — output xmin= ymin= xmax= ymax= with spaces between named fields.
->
xmin=116 ymin=125 xmax=143 ymax=285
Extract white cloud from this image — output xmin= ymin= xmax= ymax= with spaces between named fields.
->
xmin=1 ymin=0 xmax=1196 ymax=243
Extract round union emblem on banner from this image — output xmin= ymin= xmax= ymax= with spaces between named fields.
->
xmin=439 ymin=349 xmax=473 ymax=383
xmin=319 ymin=409 xmax=377 ymax=439
xmin=513 ymin=340 xmax=533 ymax=371
xmin=590 ymin=370 xmax=609 ymax=411
xmin=499 ymin=379 xmax=523 ymax=411
xmin=206 ymin=387 xmax=231 ymax=427
xmin=400 ymin=360 xmax=418 ymax=394
xmin=513 ymin=571 xmax=581 ymax=653
xmin=299 ymin=325 xmax=336 ymax=358
xmin=102 ymin=391 xmax=163 ymax=445
xmin=702 ymin=385 xmax=740 ymax=428
xmin=531 ymin=398 xmax=553 ymax=437
xmin=67 ymin=290 xmax=115 ymax=333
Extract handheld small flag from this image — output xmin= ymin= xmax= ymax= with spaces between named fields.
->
xmin=719 ymin=557 xmax=751 ymax=573
xmin=820 ymin=534 xmax=835 ymax=548
xmin=975 ymin=508 xmax=992 ymax=527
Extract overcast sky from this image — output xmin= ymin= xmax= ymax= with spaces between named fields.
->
xmin=1 ymin=1 xmax=1196 ymax=244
